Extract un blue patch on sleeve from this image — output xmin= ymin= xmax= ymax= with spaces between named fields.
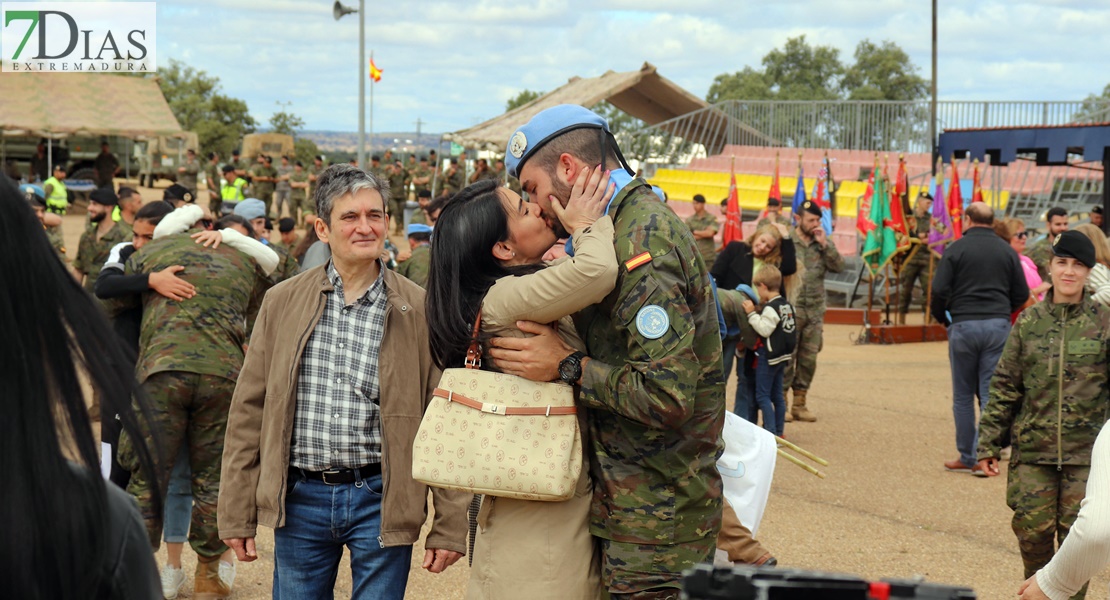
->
xmin=635 ymin=305 xmax=670 ymax=340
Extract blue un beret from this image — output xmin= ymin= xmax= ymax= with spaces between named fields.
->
xmin=505 ymin=104 xmax=610 ymax=179
xmin=234 ymin=198 xmax=267 ymax=221
xmin=20 ymin=184 xmax=46 ymax=206
xmin=407 ymin=223 xmax=433 ymax=236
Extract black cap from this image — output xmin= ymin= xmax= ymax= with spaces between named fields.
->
xmin=221 ymin=164 xmax=235 ymax=173
xmin=692 ymin=194 xmax=706 ymax=204
xmin=417 ymin=189 xmax=432 ymax=199
xmin=264 ymin=217 xmax=274 ymax=231
xmin=1051 ymin=230 xmax=1096 ymax=268
xmin=89 ymin=186 xmax=118 ymax=206
xmin=801 ymin=200 xmax=822 ymax=217
xmin=371 ymin=155 xmax=381 ymax=162
xmin=918 ymin=190 xmax=934 ymax=201
xmin=767 ymin=197 xmax=781 ymax=207
xmin=1092 ymin=205 xmax=1104 ymax=215
xmin=164 ymin=184 xmax=195 ymax=203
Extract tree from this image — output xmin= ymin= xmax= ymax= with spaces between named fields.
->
xmin=762 ymin=35 xmax=843 ymax=101
xmin=270 ymin=103 xmax=305 ymax=136
xmin=155 ymin=59 xmax=257 ymax=158
xmin=294 ymin=138 xmax=319 ymax=168
xmin=505 ymin=89 xmax=543 ymax=112
xmin=841 ymin=40 xmax=928 ymax=102
xmin=1074 ymin=84 xmax=1110 ymax=123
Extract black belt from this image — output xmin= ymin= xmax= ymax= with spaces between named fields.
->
xmin=292 ymin=463 xmax=381 ymax=485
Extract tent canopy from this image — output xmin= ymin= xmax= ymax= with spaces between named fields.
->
xmin=446 ymin=62 xmax=708 ymax=150
xmin=0 ymin=73 xmax=183 ymax=140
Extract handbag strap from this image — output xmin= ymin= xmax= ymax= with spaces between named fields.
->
xmin=464 ymin=309 xmax=483 ymax=369
xmin=433 ymin=388 xmax=577 ymax=416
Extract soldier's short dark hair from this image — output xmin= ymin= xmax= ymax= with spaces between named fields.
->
xmin=208 ymin=152 xmax=218 ymax=161
xmin=1046 ymin=206 xmax=1068 ymax=221
xmin=222 ymin=165 xmax=235 ymax=174
xmin=134 ymin=201 xmax=173 ymax=225
xmin=215 ymin=214 xmax=256 ymax=239
xmin=117 ymin=186 xmax=139 ymax=200
xmin=371 ymin=155 xmax=381 ymax=162
xmin=408 ymin=231 xmax=431 ymax=243
xmin=314 ymin=164 xmax=390 ymax=225
xmin=315 ymin=155 xmax=323 ymax=161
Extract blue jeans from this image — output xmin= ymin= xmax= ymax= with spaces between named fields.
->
xmin=948 ymin=318 xmax=1011 ymax=468
xmin=163 ymin=443 xmax=192 ymax=543
xmin=273 ymin=472 xmax=411 ymax=600
xmin=754 ymin=347 xmax=786 ymax=436
xmin=722 ymin=338 xmax=753 ymax=418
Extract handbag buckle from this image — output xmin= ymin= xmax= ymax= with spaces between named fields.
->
xmin=482 ymin=404 xmax=501 ymax=415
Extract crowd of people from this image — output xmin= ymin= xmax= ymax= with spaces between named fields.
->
xmin=8 ymin=101 xmax=1110 ymax=600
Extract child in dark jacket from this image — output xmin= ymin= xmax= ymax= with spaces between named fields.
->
xmin=742 ymin=265 xmax=797 ymax=436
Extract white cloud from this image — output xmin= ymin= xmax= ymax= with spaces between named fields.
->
xmin=152 ymin=0 xmax=1110 ymax=136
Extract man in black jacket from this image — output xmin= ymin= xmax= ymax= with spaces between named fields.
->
xmin=930 ymin=202 xmax=1030 ymax=475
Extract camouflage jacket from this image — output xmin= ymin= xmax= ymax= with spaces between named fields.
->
xmin=756 ymin=214 xmax=792 ymax=229
xmin=790 ymin=228 xmax=845 ymax=314
xmin=113 ymin=231 xmax=271 ymax=383
xmin=716 ymin=289 xmax=759 ymax=350
xmin=75 ymin=220 xmax=131 ymax=292
xmin=1025 ymin=237 xmax=1053 ymax=282
xmin=573 ymin=178 xmax=724 ymax=545
xmin=289 ymin=170 xmax=309 ymax=202
xmin=46 ymin=225 xmax=68 ymax=262
xmin=978 ymin=294 xmax=1110 ymax=466
xmin=396 ymin=243 xmax=430 ymax=288
xmin=249 ymin=164 xmax=276 ymax=198
xmin=206 ymin=163 xmax=221 ymax=193
xmin=270 ymin=242 xmax=301 ymax=283
xmin=410 ymin=165 xmax=432 ymax=195
xmin=684 ymin=211 xmax=719 ymax=269
xmin=179 ymin=158 xmax=199 ymax=191
xmin=387 ymin=170 xmax=408 ymax=202
xmin=904 ymin=212 xmax=932 ymax=265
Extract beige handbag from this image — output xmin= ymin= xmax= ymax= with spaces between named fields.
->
xmin=412 ymin=311 xmax=583 ymax=501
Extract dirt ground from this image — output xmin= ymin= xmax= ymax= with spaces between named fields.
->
xmin=65 ymin=180 xmax=1110 ymax=599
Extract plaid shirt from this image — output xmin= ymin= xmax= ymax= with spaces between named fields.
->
xmin=291 ymin=260 xmax=387 ymax=470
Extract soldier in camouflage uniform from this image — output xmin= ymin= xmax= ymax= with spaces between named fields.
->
xmin=230 ymin=150 xmax=248 ymax=177
xmin=177 ymin=148 xmax=200 ymax=196
xmin=977 ymin=231 xmax=1110 ymax=597
xmin=441 ymin=158 xmax=465 ymax=196
xmin=111 ymin=223 xmax=270 ymax=595
xmin=784 ymin=201 xmax=844 ymax=422
xmin=410 ymin=189 xmax=432 ymax=226
xmin=898 ymin=192 xmax=934 ymax=324
xmin=74 ymin=187 xmax=131 ymax=293
xmin=249 ymin=155 xmax=278 ymax=218
xmin=684 ymin=194 xmax=719 ymax=268
xmin=23 ymin=185 xmax=68 ymax=262
xmin=387 ymin=161 xmax=408 ymax=234
xmin=410 ymin=156 xmax=433 ymax=198
xmin=1025 ymin=206 xmax=1069 ymax=282
xmin=205 ymin=152 xmax=222 ymax=214
xmin=288 ymin=161 xmax=311 ymax=225
xmin=756 ymin=197 xmax=792 ymax=229
xmin=395 ymin=223 xmax=431 ymax=288
xmin=494 ymin=105 xmax=725 ymax=599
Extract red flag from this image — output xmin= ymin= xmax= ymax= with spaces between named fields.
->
xmin=972 ymin=160 xmax=984 ymax=204
xmin=760 ymin=155 xmax=781 ymax=222
xmin=856 ymin=163 xmax=877 ymax=236
xmin=721 ymin=160 xmax=743 ymax=247
xmin=887 ymin=158 xmax=911 ymax=252
xmin=948 ymin=159 xmax=964 ymax=240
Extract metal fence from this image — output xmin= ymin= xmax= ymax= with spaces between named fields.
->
xmin=631 ymin=99 xmax=1110 ymax=159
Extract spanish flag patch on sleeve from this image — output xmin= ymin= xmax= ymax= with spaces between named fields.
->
xmin=624 ymin=251 xmax=653 ymax=272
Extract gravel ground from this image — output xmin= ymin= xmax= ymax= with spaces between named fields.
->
xmin=63 ymin=183 xmax=1110 ymax=599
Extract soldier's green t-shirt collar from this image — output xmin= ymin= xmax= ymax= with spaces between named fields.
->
xmin=563 ymin=168 xmax=635 ymax=256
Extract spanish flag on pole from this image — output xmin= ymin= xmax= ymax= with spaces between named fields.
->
xmin=369 ymin=58 xmax=382 ymax=82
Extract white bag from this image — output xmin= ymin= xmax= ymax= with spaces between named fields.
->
xmin=716 ymin=411 xmax=777 ymax=536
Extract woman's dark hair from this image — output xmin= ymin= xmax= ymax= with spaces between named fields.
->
xmin=0 ymin=175 xmax=161 ymax=598
xmin=134 ymin=199 xmax=174 ymax=224
xmin=426 ymin=179 xmax=541 ymax=370
xmin=293 ymin=224 xmax=320 ymax=264
xmin=215 ymin=214 xmax=257 ymax=239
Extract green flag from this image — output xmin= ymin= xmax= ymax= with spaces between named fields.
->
xmin=861 ymin=174 xmax=897 ymax=275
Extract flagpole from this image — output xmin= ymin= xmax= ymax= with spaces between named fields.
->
xmin=369 ymin=49 xmax=375 ymax=163
xmin=357 ymin=0 xmax=366 ymax=169
xmin=925 ymin=251 xmax=935 ymax=325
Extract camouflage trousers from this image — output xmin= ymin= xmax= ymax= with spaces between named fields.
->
xmin=599 ymin=536 xmax=716 ymax=599
xmin=1007 ymin=462 xmax=1091 ymax=597
xmin=121 ymin=370 xmax=234 ymax=559
xmin=899 ymin=255 xmax=932 ymax=314
xmin=785 ymin=306 xmax=824 ymax=392
xmin=389 ymin=197 xmax=407 ymax=232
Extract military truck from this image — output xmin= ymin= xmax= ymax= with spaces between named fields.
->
xmin=241 ymin=133 xmax=295 ymax=163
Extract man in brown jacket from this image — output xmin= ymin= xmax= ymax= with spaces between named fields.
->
xmin=218 ymin=164 xmax=468 ymax=599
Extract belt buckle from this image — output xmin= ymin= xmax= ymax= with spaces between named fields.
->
xmin=321 ymin=469 xmax=345 ymax=485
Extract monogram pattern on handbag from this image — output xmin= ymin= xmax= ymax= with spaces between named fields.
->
xmin=412 ymin=368 xmax=582 ymax=501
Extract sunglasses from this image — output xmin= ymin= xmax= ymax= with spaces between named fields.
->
xmin=1016 ymin=231 xmax=1029 ymax=239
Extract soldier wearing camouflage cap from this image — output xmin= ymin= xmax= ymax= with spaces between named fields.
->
xmin=978 ymin=230 xmax=1110 ymax=594
xmin=784 ymin=199 xmax=844 ymax=422
xmin=488 ymin=104 xmax=725 ymax=599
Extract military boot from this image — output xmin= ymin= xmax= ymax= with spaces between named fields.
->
xmin=784 ymin=391 xmax=794 ymax=423
xmin=194 ymin=557 xmax=231 ymax=600
xmin=791 ymin=389 xmax=817 ymax=422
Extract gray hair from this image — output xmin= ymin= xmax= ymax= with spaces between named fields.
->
xmin=313 ymin=164 xmax=391 ymax=224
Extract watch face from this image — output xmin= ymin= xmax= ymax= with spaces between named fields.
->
xmin=559 ymin=362 xmax=575 ymax=380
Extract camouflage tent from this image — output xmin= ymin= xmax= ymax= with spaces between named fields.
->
xmin=0 ymin=72 xmax=182 ymax=139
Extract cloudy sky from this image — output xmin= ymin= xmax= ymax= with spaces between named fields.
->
xmin=153 ymin=0 xmax=1110 ymax=134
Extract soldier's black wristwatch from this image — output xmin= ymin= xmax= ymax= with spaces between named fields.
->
xmin=558 ymin=351 xmax=586 ymax=384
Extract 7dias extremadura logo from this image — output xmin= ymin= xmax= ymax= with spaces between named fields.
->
xmin=2 ymin=2 xmax=155 ymax=73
